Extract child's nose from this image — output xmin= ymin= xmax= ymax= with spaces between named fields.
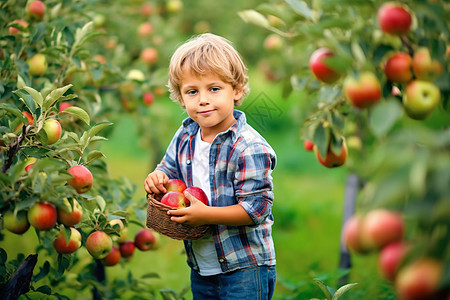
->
xmin=199 ymin=92 xmax=209 ymax=105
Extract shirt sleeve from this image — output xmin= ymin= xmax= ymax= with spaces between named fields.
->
xmin=155 ymin=125 xmax=185 ymax=179
xmin=234 ymin=142 xmax=276 ymax=225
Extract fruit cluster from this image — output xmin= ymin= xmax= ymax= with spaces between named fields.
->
xmin=342 ymin=209 xmax=444 ymax=300
xmin=158 ymin=179 xmax=209 ymax=209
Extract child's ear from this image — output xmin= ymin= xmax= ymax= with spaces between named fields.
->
xmin=233 ymin=86 xmax=244 ymax=101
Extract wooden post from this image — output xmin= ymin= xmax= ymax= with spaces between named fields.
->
xmin=337 ymin=173 xmax=360 ymax=287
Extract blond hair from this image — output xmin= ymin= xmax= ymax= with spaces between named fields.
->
xmin=168 ymin=33 xmax=250 ymax=106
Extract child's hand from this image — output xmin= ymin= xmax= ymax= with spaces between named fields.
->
xmin=167 ymin=192 xmax=209 ymax=226
xmin=144 ymin=170 xmax=168 ymax=194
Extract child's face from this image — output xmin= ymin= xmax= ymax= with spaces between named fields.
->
xmin=179 ymin=66 xmax=243 ymax=141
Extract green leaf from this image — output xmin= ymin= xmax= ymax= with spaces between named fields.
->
xmin=96 ymin=195 xmax=106 ymax=212
xmin=86 ymin=122 xmax=113 ymax=138
xmin=312 ymin=278 xmax=333 ymax=300
xmin=32 ymin=261 xmax=50 ymax=282
xmin=313 ymin=123 xmax=330 ymax=159
xmin=369 ymin=100 xmax=403 ymax=138
xmin=238 ymin=10 xmax=270 ymax=29
xmin=86 ymin=150 xmax=105 ymax=164
xmin=43 ymin=84 xmax=73 ymax=111
xmin=0 ymin=103 xmax=24 ymax=119
xmin=332 ymin=283 xmax=359 ymax=300
xmin=285 ymin=0 xmax=313 ymax=20
xmin=60 ymin=106 xmax=90 ymax=125
xmin=22 ymin=86 xmax=43 ymax=108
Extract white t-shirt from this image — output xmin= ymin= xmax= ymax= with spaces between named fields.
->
xmin=191 ymin=129 xmax=222 ymax=275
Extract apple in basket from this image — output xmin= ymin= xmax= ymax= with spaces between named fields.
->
xmin=160 ymin=191 xmax=188 ymax=209
xmin=184 ymin=186 xmax=209 ymax=206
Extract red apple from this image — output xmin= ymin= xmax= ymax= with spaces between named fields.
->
xmin=53 ymin=227 xmax=82 ymax=254
xmin=264 ymin=34 xmax=283 ymax=51
xmin=395 ymin=258 xmax=443 ymax=300
xmin=342 ymin=215 xmax=370 ymax=254
xmin=101 ymin=245 xmax=121 ymax=266
xmin=303 ymin=140 xmax=314 ymax=152
xmin=138 ymin=22 xmax=153 ymax=37
xmin=343 ymin=71 xmax=382 ymax=109
xmin=86 ymin=231 xmax=113 ymax=259
xmin=9 ymin=19 xmax=28 ymax=35
xmin=109 ymin=219 xmax=128 ymax=243
xmin=27 ymin=53 xmax=48 ymax=76
xmin=119 ymin=241 xmax=135 ymax=259
xmin=3 ymin=211 xmax=30 ymax=234
xmin=43 ymin=119 xmax=62 ymax=145
xmin=143 ymin=92 xmax=154 ymax=106
xmin=184 ymin=186 xmax=209 ymax=206
xmin=377 ymin=2 xmax=412 ymax=36
xmin=134 ymin=228 xmax=159 ymax=251
xmin=161 ymin=191 xmax=187 ymax=209
xmin=27 ymin=1 xmax=46 ymax=19
xmin=378 ymin=241 xmax=410 ymax=281
xmin=59 ymin=102 xmax=74 ymax=112
xmin=359 ymin=209 xmax=403 ymax=251
xmin=314 ymin=139 xmax=347 ymax=168
xmin=27 ymin=202 xmax=57 ymax=231
xmin=14 ymin=111 xmax=34 ymax=132
xmin=67 ymin=165 xmax=93 ymax=194
xmin=140 ymin=47 xmax=158 ymax=65
xmin=309 ymin=48 xmax=341 ymax=84
xmin=24 ymin=157 xmax=37 ymax=172
xmin=164 ymin=179 xmax=187 ymax=193
xmin=140 ymin=3 xmax=154 ymax=16
xmin=57 ymin=199 xmax=83 ymax=226
xmin=384 ymin=52 xmax=413 ymax=84
xmin=403 ymin=80 xmax=441 ymax=120
xmin=412 ymin=47 xmax=443 ymax=81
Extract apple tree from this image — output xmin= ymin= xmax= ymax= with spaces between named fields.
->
xmin=240 ymin=0 xmax=449 ymax=299
xmin=0 ymin=0 xmax=172 ymax=298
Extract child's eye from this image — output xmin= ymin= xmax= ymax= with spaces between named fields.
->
xmin=186 ymin=90 xmax=197 ymax=96
xmin=210 ymin=87 xmax=220 ymax=93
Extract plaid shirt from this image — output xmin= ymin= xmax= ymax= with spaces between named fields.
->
xmin=156 ymin=110 xmax=276 ymax=273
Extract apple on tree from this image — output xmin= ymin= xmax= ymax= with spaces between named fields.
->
xmin=314 ymin=138 xmax=347 ymax=168
xmin=109 ymin=219 xmax=128 ymax=243
xmin=359 ymin=209 xmax=403 ymax=251
xmin=343 ymin=71 xmax=382 ymax=109
xmin=377 ymin=2 xmax=412 ymax=36
xmin=27 ymin=1 xmax=46 ymax=19
xmin=27 ymin=202 xmax=57 ymax=231
xmin=67 ymin=165 xmax=93 ymax=194
xmin=184 ymin=186 xmax=209 ymax=206
xmin=303 ymin=140 xmax=314 ymax=152
xmin=161 ymin=191 xmax=188 ymax=209
xmin=86 ymin=231 xmax=113 ymax=260
xmin=43 ymin=119 xmax=62 ymax=145
xmin=14 ymin=111 xmax=34 ymax=132
xmin=101 ymin=245 xmax=121 ymax=266
xmin=53 ymin=227 xmax=82 ymax=254
xmin=384 ymin=52 xmax=413 ymax=84
xmin=378 ymin=241 xmax=410 ymax=281
xmin=309 ymin=48 xmax=341 ymax=84
xmin=134 ymin=228 xmax=159 ymax=251
xmin=9 ymin=19 xmax=28 ymax=35
xmin=27 ymin=53 xmax=48 ymax=76
xmin=119 ymin=241 xmax=135 ymax=259
xmin=403 ymin=80 xmax=441 ymax=120
xmin=24 ymin=157 xmax=37 ymax=172
xmin=164 ymin=178 xmax=187 ymax=193
xmin=342 ymin=214 xmax=370 ymax=254
xmin=395 ymin=258 xmax=443 ymax=300
xmin=143 ymin=92 xmax=154 ymax=106
xmin=3 ymin=211 xmax=30 ymax=234
xmin=412 ymin=47 xmax=443 ymax=81
xmin=140 ymin=47 xmax=158 ymax=65
xmin=57 ymin=198 xmax=83 ymax=226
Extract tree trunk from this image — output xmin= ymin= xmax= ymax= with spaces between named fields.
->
xmin=0 ymin=254 xmax=38 ymax=300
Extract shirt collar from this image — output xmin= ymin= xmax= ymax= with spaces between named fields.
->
xmin=182 ymin=109 xmax=247 ymax=143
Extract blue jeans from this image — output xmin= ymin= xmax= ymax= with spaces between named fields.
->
xmin=190 ymin=265 xmax=276 ymax=300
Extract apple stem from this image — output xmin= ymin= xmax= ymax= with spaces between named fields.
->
xmin=400 ymin=36 xmax=414 ymax=57
xmin=2 ymin=125 xmax=32 ymax=173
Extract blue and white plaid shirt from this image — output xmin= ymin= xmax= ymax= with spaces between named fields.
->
xmin=156 ymin=109 xmax=276 ymax=273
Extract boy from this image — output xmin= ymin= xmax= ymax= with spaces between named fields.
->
xmin=144 ymin=33 xmax=276 ymax=299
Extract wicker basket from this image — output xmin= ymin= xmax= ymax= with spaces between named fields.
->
xmin=146 ymin=193 xmax=210 ymax=240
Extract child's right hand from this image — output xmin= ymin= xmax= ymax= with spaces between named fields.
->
xmin=144 ymin=170 xmax=168 ymax=194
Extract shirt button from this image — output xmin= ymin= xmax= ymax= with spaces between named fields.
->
xmin=186 ymin=159 xmax=191 ymax=165
xmin=219 ymin=258 xmax=225 ymax=263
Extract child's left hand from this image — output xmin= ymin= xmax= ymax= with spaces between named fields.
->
xmin=167 ymin=192 xmax=209 ymax=226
